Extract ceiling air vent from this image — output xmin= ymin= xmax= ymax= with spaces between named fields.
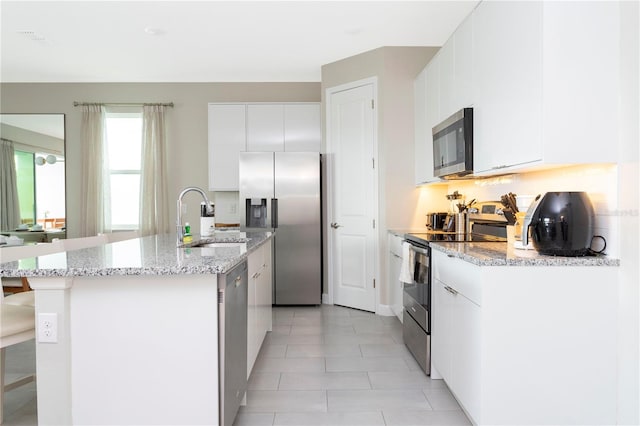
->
xmin=16 ymin=30 xmax=47 ymax=42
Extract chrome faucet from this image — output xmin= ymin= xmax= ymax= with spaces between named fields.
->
xmin=176 ymin=186 xmax=214 ymax=246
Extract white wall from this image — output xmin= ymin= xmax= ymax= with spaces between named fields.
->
xmin=0 ymin=82 xmax=320 ymax=237
xmin=616 ymin=1 xmax=639 ymax=422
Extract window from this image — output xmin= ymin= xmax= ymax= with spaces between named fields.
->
xmin=14 ymin=150 xmax=35 ymax=223
xmin=105 ymin=111 xmax=143 ymax=230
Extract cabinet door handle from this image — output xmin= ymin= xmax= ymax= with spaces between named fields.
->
xmin=447 ymin=254 xmax=454 ymax=258
xmin=392 ymin=253 xmax=402 ymax=259
xmin=444 ymin=285 xmax=458 ymax=295
xmin=411 ymin=306 xmax=417 ymax=313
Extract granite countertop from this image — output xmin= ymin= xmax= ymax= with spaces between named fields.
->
xmin=431 ymin=241 xmax=620 ymax=267
xmin=0 ymin=231 xmax=273 ymax=277
xmin=388 ymin=229 xmax=429 ymax=238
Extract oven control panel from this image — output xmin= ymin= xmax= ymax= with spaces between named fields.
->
xmin=467 ymin=201 xmax=507 ymax=223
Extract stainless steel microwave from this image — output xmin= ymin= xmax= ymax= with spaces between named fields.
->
xmin=432 ymin=108 xmax=473 ymax=178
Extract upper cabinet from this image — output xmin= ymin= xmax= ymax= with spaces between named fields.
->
xmin=284 ymin=104 xmax=322 ymax=152
xmin=209 ymin=103 xmax=321 ymax=191
xmin=247 ymin=104 xmax=285 ymax=152
xmin=415 ymin=1 xmax=621 ymax=182
xmin=414 ymin=13 xmax=472 ymax=185
xmin=472 ymin=1 xmax=543 ymax=173
xmin=208 ymin=104 xmax=246 ymax=191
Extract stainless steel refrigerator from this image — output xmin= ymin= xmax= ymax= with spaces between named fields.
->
xmin=239 ymin=152 xmax=321 ymax=305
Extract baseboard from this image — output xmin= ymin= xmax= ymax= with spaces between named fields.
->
xmin=376 ymin=303 xmax=394 ymax=316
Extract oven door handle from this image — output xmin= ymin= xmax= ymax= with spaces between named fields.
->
xmin=407 ymin=243 xmax=429 ymax=256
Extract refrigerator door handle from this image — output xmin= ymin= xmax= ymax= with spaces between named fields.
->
xmin=271 ymin=198 xmax=278 ymax=228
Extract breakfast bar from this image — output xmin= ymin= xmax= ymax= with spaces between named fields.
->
xmin=0 ymin=232 xmax=272 ymax=426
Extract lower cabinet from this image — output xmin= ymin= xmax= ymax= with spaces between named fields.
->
xmin=432 ymin=262 xmax=481 ymax=421
xmin=431 ymin=248 xmax=618 ymax=425
xmin=247 ymin=242 xmax=273 ymax=377
xmin=387 ymin=233 xmax=404 ymax=321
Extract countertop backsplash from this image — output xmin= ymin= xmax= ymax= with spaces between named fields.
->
xmin=433 ymin=164 xmax=619 ymax=257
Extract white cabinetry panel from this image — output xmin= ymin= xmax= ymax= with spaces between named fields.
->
xmin=473 ymin=0 xmax=543 ymax=173
xmin=209 ymin=103 xmax=320 ymax=191
xmin=247 ymin=104 xmax=285 ymax=152
xmin=387 ymin=233 xmax=404 ymax=320
xmin=414 ymin=60 xmax=441 ymax=185
xmin=430 ymin=249 xmax=617 ymax=425
xmin=284 ymin=104 xmax=321 ymax=152
xmin=247 ymin=242 xmax=272 ymax=377
xmin=208 ymin=104 xmax=246 ymax=191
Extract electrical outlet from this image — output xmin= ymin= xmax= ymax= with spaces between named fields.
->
xmin=38 ymin=313 xmax=58 ymax=343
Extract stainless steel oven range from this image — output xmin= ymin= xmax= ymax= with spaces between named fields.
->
xmin=402 ymin=236 xmax=432 ymax=375
xmin=402 ymin=202 xmax=508 ymax=375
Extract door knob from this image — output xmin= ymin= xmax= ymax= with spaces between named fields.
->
xmin=330 ymin=222 xmax=342 ymax=229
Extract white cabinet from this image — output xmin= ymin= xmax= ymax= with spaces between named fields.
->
xmin=430 ymin=248 xmax=618 ymax=425
xmin=472 ymin=0 xmax=543 ymax=173
xmin=208 ymin=104 xmax=246 ymax=191
xmin=472 ymin=1 xmax=620 ymax=174
xmin=209 ymin=103 xmax=321 ymax=190
xmin=431 ymin=253 xmax=481 ymax=421
xmin=414 ymin=60 xmax=441 ymax=185
xmin=247 ymin=241 xmax=273 ymax=377
xmin=247 ymin=105 xmax=285 ymax=152
xmin=387 ymin=233 xmax=404 ymax=321
xmin=247 ymin=104 xmax=322 ymax=152
xmin=453 ymin=14 xmax=473 ymax=112
xmin=284 ymin=104 xmax=322 ymax=152
xmin=414 ymin=13 xmax=472 ymax=185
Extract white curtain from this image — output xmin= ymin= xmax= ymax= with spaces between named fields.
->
xmin=139 ymin=105 xmax=170 ymax=236
xmin=80 ymin=104 xmax=111 ymax=236
xmin=0 ymin=139 xmax=20 ymax=230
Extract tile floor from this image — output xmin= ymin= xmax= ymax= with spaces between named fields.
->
xmin=235 ymin=305 xmax=471 ymax=426
xmin=2 ymin=304 xmax=471 ymax=426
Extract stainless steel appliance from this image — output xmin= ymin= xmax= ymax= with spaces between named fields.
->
xmin=433 ymin=108 xmax=473 ymax=178
xmin=402 ymin=239 xmax=431 ymax=375
xmin=239 ymin=152 xmax=321 ymax=305
xmin=403 ymin=203 xmax=508 ymax=375
xmin=218 ymin=260 xmax=248 ymax=426
xmin=522 ymin=191 xmax=600 ymax=256
xmin=425 ymin=212 xmax=448 ymax=230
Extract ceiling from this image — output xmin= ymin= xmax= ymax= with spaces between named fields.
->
xmin=0 ymin=114 xmax=65 ymax=139
xmin=0 ymin=1 xmax=478 ymax=83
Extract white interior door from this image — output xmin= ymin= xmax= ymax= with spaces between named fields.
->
xmin=327 ymin=81 xmax=377 ymax=312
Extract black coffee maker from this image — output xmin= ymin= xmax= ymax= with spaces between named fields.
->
xmin=522 ymin=192 xmax=595 ymax=256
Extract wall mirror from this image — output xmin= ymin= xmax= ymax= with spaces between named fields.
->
xmin=0 ymin=113 xmax=66 ymax=242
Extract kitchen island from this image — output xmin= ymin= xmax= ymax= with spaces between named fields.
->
xmin=0 ymin=231 xmax=272 ymax=426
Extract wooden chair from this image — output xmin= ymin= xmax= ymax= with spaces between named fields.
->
xmin=0 ymin=303 xmax=36 ymax=424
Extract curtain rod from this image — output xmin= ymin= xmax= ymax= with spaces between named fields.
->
xmin=73 ymin=101 xmax=174 ymax=107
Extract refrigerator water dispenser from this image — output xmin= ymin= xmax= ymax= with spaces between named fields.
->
xmin=245 ymin=198 xmax=267 ymax=228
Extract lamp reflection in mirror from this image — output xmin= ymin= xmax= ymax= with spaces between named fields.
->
xmin=35 ymin=154 xmax=63 ymax=166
